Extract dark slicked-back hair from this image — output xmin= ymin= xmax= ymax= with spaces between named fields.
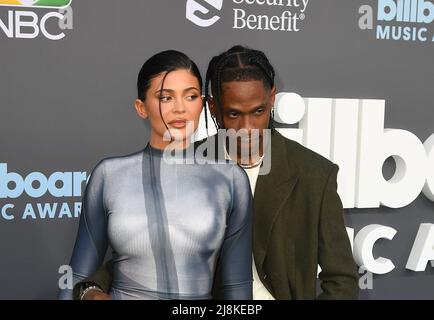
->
xmin=137 ymin=50 xmax=202 ymax=101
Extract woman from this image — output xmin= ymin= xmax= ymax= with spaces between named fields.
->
xmin=58 ymin=50 xmax=253 ymax=300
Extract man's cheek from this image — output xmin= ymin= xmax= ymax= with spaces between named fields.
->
xmin=223 ymin=118 xmax=237 ymax=130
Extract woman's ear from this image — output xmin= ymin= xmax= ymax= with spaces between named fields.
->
xmin=134 ymin=99 xmax=148 ymax=120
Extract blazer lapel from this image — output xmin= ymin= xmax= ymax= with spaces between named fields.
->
xmin=253 ymin=132 xmax=299 ymax=274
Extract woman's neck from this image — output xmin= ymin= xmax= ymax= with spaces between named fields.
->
xmin=149 ymin=136 xmax=191 ymax=151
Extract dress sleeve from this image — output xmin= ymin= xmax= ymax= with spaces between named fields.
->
xmin=213 ymin=165 xmax=253 ymax=300
xmin=72 ymin=260 xmax=113 ymax=300
xmin=58 ymin=160 xmax=109 ymax=300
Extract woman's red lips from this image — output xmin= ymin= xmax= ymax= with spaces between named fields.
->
xmin=168 ymin=119 xmax=187 ymax=128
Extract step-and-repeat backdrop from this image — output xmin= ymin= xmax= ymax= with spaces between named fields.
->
xmin=1 ymin=0 xmax=433 ymax=299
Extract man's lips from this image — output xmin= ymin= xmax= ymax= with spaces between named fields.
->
xmin=238 ymin=135 xmax=262 ymax=144
xmin=241 ymin=136 xmax=261 ymax=142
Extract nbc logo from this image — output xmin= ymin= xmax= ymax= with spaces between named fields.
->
xmin=186 ymin=0 xmax=223 ymax=27
xmin=0 ymin=0 xmax=72 ymax=40
xmin=0 ymin=0 xmax=71 ymax=9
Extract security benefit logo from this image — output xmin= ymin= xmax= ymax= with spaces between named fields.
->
xmin=359 ymin=0 xmax=434 ymax=43
xmin=0 ymin=0 xmax=73 ymax=40
xmin=0 ymin=164 xmax=88 ymax=221
xmin=186 ymin=0 xmax=309 ymax=32
xmin=186 ymin=0 xmax=223 ymax=27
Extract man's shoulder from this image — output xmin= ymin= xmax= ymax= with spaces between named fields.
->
xmin=275 ymin=132 xmax=337 ymax=179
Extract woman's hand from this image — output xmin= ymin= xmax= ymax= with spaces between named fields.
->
xmin=82 ymin=289 xmax=111 ymax=300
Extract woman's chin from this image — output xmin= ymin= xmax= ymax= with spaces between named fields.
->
xmin=167 ymin=125 xmax=198 ymax=142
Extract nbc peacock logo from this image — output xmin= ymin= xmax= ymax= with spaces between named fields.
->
xmin=0 ymin=0 xmax=71 ymax=9
xmin=0 ymin=0 xmax=73 ymax=40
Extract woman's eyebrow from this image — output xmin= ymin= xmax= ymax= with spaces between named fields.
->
xmin=155 ymin=88 xmax=174 ymax=94
xmin=154 ymin=87 xmax=199 ymax=94
xmin=183 ymin=86 xmax=200 ymax=92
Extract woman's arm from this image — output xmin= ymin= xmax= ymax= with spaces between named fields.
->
xmin=72 ymin=260 xmax=113 ymax=300
xmin=58 ymin=160 xmax=109 ymax=300
xmin=213 ymin=165 xmax=253 ymax=300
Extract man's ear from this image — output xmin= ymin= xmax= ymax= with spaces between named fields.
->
xmin=208 ymin=97 xmax=217 ymax=117
xmin=208 ymin=96 xmax=224 ymax=128
xmin=134 ymin=99 xmax=148 ymax=120
xmin=269 ymin=86 xmax=277 ymax=109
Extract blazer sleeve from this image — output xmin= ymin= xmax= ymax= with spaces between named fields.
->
xmin=317 ymin=164 xmax=359 ymax=300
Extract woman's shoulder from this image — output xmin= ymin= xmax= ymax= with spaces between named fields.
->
xmin=205 ymin=159 xmax=249 ymax=186
xmin=94 ymin=149 xmax=144 ymax=175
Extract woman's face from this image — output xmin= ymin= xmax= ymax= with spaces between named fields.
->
xmin=135 ymin=69 xmax=202 ymax=150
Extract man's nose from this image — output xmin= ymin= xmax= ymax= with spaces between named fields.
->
xmin=240 ymin=116 xmax=255 ymax=132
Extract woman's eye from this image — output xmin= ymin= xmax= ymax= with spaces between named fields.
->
xmin=159 ymin=96 xmax=172 ymax=102
xmin=186 ymin=95 xmax=199 ymax=101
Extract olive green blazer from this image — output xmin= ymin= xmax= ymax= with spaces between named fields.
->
xmin=250 ymin=131 xmax=358 ymax=299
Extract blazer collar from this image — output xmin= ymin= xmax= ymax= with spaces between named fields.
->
xmin=252 ymin=131 xmax=299 ymax=273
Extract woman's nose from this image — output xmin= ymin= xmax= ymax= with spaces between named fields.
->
xmin=172 ymin=98 xmax=186 ymax=113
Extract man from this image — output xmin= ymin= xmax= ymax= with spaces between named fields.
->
xmin=73 ymin=45 xmax=359 ymax=300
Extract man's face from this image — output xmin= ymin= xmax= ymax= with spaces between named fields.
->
xmin=217 ymin=80 xmax=275 ymax=132
xmin=210 ymin=80 xmax=276 ymax=163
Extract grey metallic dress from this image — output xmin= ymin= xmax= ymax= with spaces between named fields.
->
xmin=58 ymin=144 xmax=253 ymax=300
